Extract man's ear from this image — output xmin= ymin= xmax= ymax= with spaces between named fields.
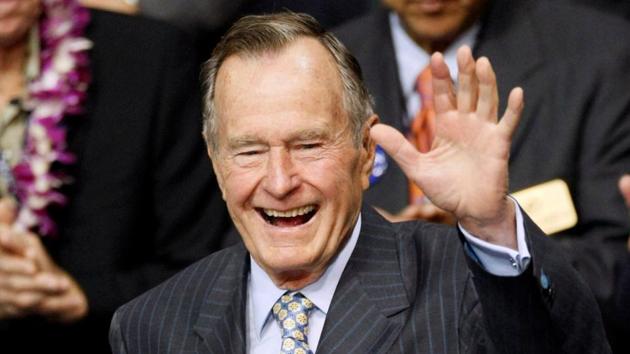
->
xmin=208 ymin=148 xmax=227 ymax=201
xmin=360 ymin=114 xmax=379 ymax=191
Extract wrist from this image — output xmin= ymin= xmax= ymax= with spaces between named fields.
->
xmin=459 ymin=198 xmax=517 ymax=250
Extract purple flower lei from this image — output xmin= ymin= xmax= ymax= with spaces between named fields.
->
xmin=11 ymin=0 xmax=91 ymax=237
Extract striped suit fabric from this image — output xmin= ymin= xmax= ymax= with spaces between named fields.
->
xmin=110 ymin=206 xmax=610 ymax=353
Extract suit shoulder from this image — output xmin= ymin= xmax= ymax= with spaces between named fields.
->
xmin=112 ymin=246 xmax=243 ymax=329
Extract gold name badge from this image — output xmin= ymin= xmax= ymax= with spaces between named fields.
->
xmin=511 ymin=179 xmax=577 ymax=235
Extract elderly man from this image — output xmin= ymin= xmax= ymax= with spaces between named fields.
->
xmin=0 ymin=0 xmax=230 ymax=352
xmin=110 ymin=12 xmax=609 ymax=353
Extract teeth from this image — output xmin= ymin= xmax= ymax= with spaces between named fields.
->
xmin=263 ymin=205 xmax=315 ymax=218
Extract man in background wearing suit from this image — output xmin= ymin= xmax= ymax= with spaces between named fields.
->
xmin=110 ymin=12 xmax=609 ymax=353
xmin=334 ymin=0 xmax=630 ymax=346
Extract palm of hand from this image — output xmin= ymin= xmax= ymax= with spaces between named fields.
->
xmin=421 ymin=109 xmax=511 ymax=222
xmin=371 ymin=46 xmax=523 ymax=228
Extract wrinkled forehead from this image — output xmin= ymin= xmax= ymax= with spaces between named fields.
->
xmin=213 ymin=37 xmax=347 ymax=131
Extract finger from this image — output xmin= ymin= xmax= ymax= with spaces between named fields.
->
xmin=619 ymin=175 xmax=630 ymax=208
xmin=36 ymin=287 xmax=88 ymax=323
xmin=0 ymin=272 xmax=69 ymax=293
xmin=20 ymin=232 xmax=56 ymax=271
xmin=475 ymin=57 xmax=499 ymax=122
xmin=2 ymin=231 xmax=56 ymax=271
xmin=370 ymin=124 xmax=423 ymax=180
xmin=456 ymin=46 xmax=478 ymax=113
xmin=0 ymin=198 xmax=17 ymax=225
xmin=0 ymin=228 xmax=31 ymax=257
xmin=0 ymin=254 xmax=37 ymax=275
xmin=499 ymin=87 xmax=524 ymax=138
xmin=430 ymin=52 xmax=456 ymax=114
xmin=0 ymin=289 xmax=45 ymax=316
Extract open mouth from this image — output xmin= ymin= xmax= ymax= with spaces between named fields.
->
xmin=257 ymin=205 xmax=318 ymax=227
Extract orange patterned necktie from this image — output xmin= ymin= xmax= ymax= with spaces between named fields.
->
xmin=408 ymin=65 xmax=435 ymax=205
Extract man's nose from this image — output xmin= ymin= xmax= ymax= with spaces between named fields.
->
xmin=262 ymin=149 xmax=299 ymax=198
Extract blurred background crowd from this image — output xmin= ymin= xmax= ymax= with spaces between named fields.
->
xmin=0 ymin=0 xmax=629 ymax=352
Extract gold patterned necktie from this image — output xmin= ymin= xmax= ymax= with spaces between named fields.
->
xmin=271 ymin=291 xmax=315 ymax=354
xmin=409 ymin=65 xmax=435 ymax=205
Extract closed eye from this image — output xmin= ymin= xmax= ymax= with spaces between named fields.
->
xmin=299 ymin=143 xmax=321 ymax=150
xmin=238 ymin=150 xmax=263 ymax=156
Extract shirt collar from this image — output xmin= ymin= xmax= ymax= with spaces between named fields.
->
xmin=249 ymin=213 xmax=362 ymax=337
xmin=389 ymin=12 xmax=480 ymax=101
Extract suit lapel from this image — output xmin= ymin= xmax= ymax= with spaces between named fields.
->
xmin=193 ymin=245 xmax=249 ymax=354
xmin=317 ymin=207 xmax=411 ymax=354
xmin=474 ymin=0 xmax=546 ymax=159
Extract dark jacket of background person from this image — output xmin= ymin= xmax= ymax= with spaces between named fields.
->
xmin=334 ymin=0 xmax=630 ymax=349
xmin=615 ymin=254 xmax=630 ymax=352
xmin=0 ymin=9 xmax=231 ymax=353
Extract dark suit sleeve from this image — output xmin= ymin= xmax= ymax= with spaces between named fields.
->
xmin=553 ymin=45 xmax=630 ymax=309
xmin=464 ymin=213 xmax=611 ymax=353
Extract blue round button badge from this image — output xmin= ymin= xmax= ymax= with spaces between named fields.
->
xmin=369 ymin=145 xmax=388 ymax=186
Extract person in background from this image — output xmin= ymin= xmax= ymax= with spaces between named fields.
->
xmin=0 ymin=0 xmax=230 ymax=352
xmin=559 ymin=0 xmax=630 ymax=21
xmin=110 ymin=12 xmax=609 ymax=353
xmin=334 ymin=1 xmax=630 ymax=349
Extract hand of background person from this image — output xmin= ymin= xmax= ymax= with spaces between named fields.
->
xmin=371 ymin=45 xmax=524 ymax=250
xmin=619 ymin=174 xmax=630 ymax=251
xmin=79 ymin=0 xmax=139 ymax=14
xmin=376 ymin=203 xmax=456 ymax=225
xmin=0 ymin=199 xmax=88 ymax=322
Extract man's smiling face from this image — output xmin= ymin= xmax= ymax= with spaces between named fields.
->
xmin=211 ymin=37 xmax=373 ymax=289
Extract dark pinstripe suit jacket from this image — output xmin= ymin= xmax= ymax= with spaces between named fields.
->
xmin=110 ymin=206 xmax=610 ymax=353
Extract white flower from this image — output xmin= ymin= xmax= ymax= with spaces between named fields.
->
xmin=32 ymin=158 xmax=50 ymax=176
xmin=30 ymin=124 xmax=47 ymax=140
xmin=69 ymin=38 xmax=93 ymax=52
xmin=40 ymin=70 xmax=61 ymax=90
xmin=35 ymin=176 xmax=51 ymax=193
xmin=27 ymin=195 xmax=48 ymax=210
xmin=35 ymin=139 xmax=52 ymax=155
xmin=34 ymin=101 xmax=64 ymax=118
xmin=53 ymin=42 xmax=75 ymax=73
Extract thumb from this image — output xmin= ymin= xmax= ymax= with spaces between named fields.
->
xmin=370 ymin=123 xmax=423 ymax=181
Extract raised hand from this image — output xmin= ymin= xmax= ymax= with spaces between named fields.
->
xmin=371 ymin=46 xmax=524 ymax=249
